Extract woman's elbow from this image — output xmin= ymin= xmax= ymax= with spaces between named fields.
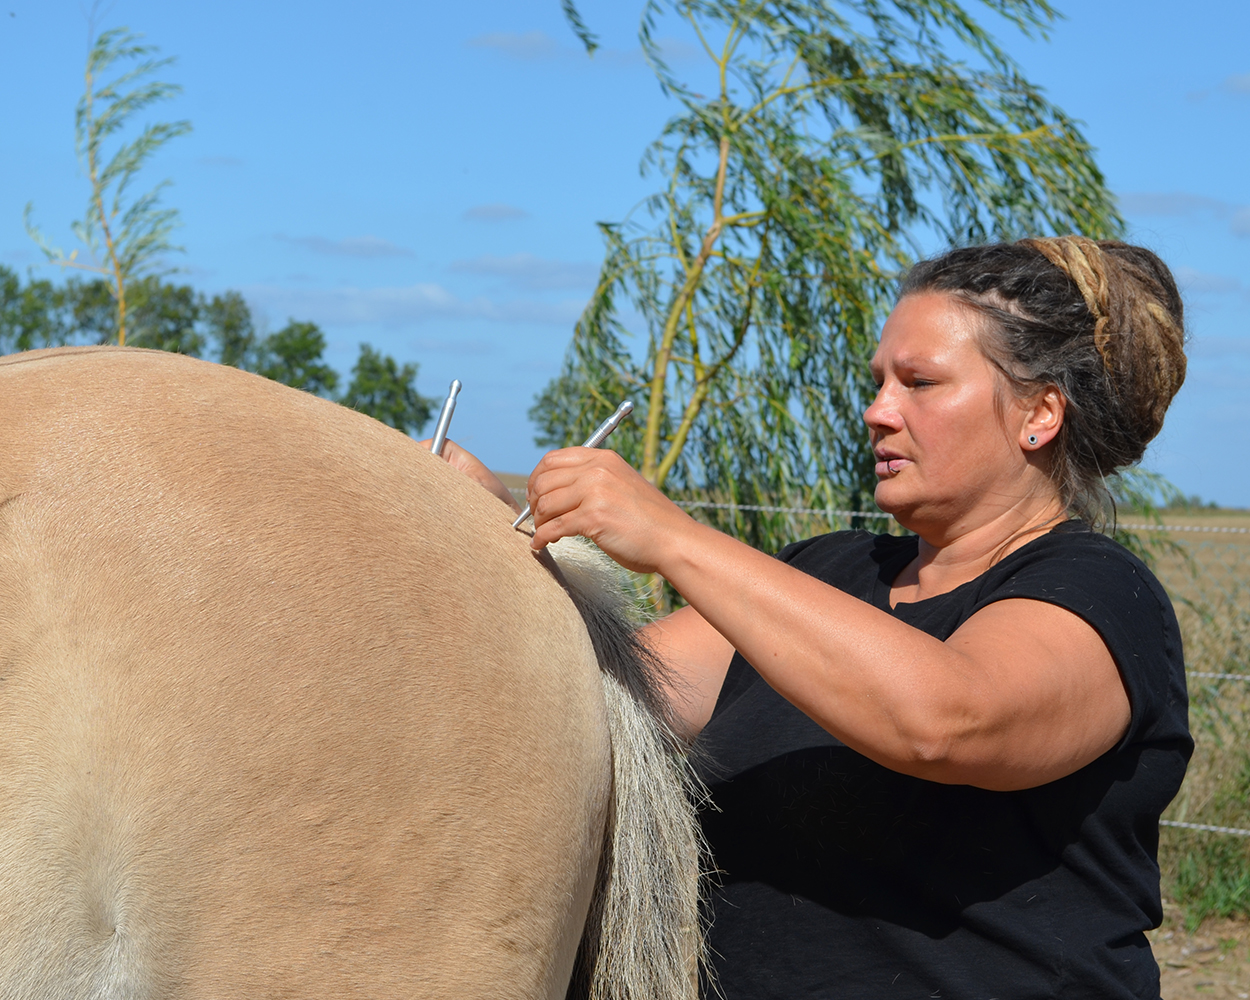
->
xmin=880 ymin=708 xmax=1006 ymax=785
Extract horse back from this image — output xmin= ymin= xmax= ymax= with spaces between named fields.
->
xmin=0 ymin=347 xmax=611 ymax=999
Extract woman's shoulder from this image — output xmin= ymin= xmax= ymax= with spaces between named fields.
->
xmin=980 ymin=520 xmax=1177 ymax=646
xmin=980 ymin=520 xmax=1188 ymax=750
xmin=986 ymin=520 xmax=1169 ymax=608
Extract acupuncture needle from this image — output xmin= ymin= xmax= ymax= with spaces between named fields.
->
xmin=512 ymin=400 xmax=635 ymax=530
xmin=429 ymin=379 xmax=462 ymax=458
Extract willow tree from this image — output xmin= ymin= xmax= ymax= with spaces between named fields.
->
xmin=533 ymin=0 xmax=1121 ymax=551
xmin=26 ymin=27 xmax=190 ymax=347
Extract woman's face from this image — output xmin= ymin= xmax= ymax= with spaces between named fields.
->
xmin=864 ymin=292 xmax=1056 ymax=534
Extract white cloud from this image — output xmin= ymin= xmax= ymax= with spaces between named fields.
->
xmin=634 ymin=37 xmax=699 ymax=64
xmin=463 ymin=203 xmax=530 ymax=222
xmin=1118 ymin=191 xmax=1250 ymax=239
xmin=198 ymin=155 xmax=244 ymax=168
xmin=1232 ymin=207 xmax=1250 ymax=238
xmin=466 ymin=31 xmax=563 ymax=60
xmin=411 ymin=336 xmax=499 ymax=356
xmin=242 ymin=281 xmax=585 ymax=328
xmin=1187 ymin=71 xmax=1250 ymax=101
xmin=1221 ymin=72 xmax=1250 ymax=95
xmin=277 ymin=234 xmax=414 ymax=258
xmin=1190 ymin=335 xmax=1250 ymax=359
xmin=1118 ymin=192 xmax=1223 ymax=216
xmin=450 ymin=253 xmax=599 ymax=291
xmin=464 ymin=30 xmax=691 ymax=68
xmin=1174 ymin=266 xmax=1242 ymax=296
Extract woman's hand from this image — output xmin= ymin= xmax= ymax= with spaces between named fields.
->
xmin=525 ymin=447 xmax=699 ymax=575
xmin=418 ymin=438 xmax=521 ymax=514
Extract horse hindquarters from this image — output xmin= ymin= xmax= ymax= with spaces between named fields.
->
xmin=0 ymin=347 xmax=613 ymax=999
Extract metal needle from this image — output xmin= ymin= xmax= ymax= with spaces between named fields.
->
xmin=429 ymin=379 xmax=462 ymax=458
xmin=512 ymin=399 xmax=635 ymax=530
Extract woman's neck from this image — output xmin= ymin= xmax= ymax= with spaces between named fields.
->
xmin=890 ymin=497 xmax=1066 ymax=605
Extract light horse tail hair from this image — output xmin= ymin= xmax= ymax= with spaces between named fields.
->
xmin=546 ymin=539 xmax=707 ymax=1000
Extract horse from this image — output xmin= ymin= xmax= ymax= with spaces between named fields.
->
xmin=0 ymin=346 xmax=701 ymax=999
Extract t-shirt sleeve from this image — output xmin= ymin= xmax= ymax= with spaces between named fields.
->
xmin=971 ymin=537 xmax=1189 ymax=751
xmin=775 ymin=535 xmax=824 ymax=563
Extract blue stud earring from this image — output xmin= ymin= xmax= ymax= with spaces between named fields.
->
xmin=1028 ymin=434 xmax=1038 ymax=446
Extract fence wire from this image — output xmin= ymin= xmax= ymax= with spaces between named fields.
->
xmin=1160 ymin=820 xmax=1250 ymax=838
xmin=1153 ymin=530 xmax=1250 ymax=841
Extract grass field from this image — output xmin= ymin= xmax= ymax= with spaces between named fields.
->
xmin=1140 ymin=510 xmax=1250 ymax=933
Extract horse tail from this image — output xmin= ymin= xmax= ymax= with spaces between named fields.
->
xmin=547 ymin=539 xmax=705 ymax=1000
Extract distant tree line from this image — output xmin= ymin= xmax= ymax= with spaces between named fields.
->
xmin=0 ymin=265 xmax=434 ymax=436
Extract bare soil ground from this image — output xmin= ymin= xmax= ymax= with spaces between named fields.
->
xmin=1152 ymin=903 xmax=1250 ymax=998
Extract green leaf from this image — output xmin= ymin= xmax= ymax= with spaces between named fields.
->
xmin=257 ymin=321 xmax=339 ymax=396
xmin=339 ymin=344 xmax=435 ymax=436
xmin=205 ymin=291 xmax=260 ymax=370
xmin=0 ymin=265 xmax=72 ymax=353
xmin=560 ymin=0 xmax=601 ymax=54
xmin=30 ymin=23 xmax=192 ymax=344
xmin=124 ymin=277 xmax=204 ymax=355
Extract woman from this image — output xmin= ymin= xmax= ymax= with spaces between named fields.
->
xmin=444 ymin=236 xmax=1191 ymax=999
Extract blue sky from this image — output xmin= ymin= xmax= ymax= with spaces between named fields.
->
xmin=2 ymin=1 xmax=1247 ymax=505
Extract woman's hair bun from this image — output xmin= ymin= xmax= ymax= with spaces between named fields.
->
xmin=1019 ymin=236 xmax=1187 ymax=442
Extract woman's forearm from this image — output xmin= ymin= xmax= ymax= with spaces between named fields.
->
xmin=520 ymin=447 xmax=986 ymax=773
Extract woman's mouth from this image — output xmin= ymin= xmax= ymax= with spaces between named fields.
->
xmin=874 ymin=456 xmax=912 ymax=478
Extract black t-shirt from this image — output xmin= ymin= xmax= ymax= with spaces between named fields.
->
xmin=695 ymin=523 xmax=1191 ymax=1000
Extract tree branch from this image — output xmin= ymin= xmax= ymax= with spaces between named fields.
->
xmin=640 ymin=133 xmax=731 ymax=483
xmin=654 ymin=278 xmax=756 ymax=490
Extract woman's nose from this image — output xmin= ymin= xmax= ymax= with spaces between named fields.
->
xmin=863 ymin=384 xmax=902 ymax=431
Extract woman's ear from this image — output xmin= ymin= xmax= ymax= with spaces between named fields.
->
xmin=1022 ymin=386 xmax=1065 ymax=451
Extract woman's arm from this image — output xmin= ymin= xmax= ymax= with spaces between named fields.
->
xmin=524 ymin=447 xmax=1130 ymax=791
xmin=642 ymin=605 xmax=736 ymax=739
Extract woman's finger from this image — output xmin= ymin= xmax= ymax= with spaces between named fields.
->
xmin=530 ymin=512 xmax=575 ymax=552
xmin=531 ymin=482 xmax=585 ymax=528
xmin=524 ymin=449 xmax=607 ymax=513
xmin=430 ymin=439 xmax=521 ymax=513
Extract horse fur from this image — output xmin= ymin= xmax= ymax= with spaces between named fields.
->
xmin=0 ymin=346 xmax=701 ymax=1000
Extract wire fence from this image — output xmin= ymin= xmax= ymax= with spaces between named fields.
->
xmin=669 ymin=498 xmax=1250 ymax=536
xmin=1160 ymin=820 xmax=1250 ymax=838
xmin=1148 ymin=529 xmax=1250 ymax=846
xmin=718 ymin=506 xmax=1250 ymax=843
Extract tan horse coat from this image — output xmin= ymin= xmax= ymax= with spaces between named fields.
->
xmin=0 ymin=347 xmax=616 ymax=998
